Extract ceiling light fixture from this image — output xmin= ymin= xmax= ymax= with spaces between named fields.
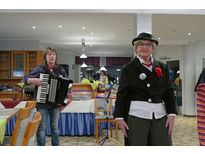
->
xmin=32 ymin=26 xmax=36 ymax=29
xmin=188 ymin=33 xmax=192 ymax=36
xmin=59 ymin=25 xmax=63 ymax=28
xmin=82 ymin=26 xmax=85 ymax=30
xmin=81 ymin=61 xmax=87 ymax=68
xmin=80 ymin=53 xmax=87 ymax=58
xmin=80 ymin=40 xmax=87 ymax=59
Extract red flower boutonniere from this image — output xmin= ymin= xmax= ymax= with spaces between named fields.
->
xmin=155 ymin=67 xmax=163 ymax=77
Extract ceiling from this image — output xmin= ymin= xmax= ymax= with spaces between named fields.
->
xmin=0 ymin=9 xmax=205 ymax=57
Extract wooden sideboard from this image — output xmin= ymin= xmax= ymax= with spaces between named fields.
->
xmin=0 ymin=91 xmax=21 ymax=100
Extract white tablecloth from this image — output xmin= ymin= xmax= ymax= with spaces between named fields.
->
xmin=0 ymin=100 xmax=95 ymax=113
xmin=0 ymin=103 xmax=5 ymax=109
xmin=61 ymin=99 xmax=95 ymax=113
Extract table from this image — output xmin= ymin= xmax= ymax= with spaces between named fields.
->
xmin=3 ymin=99 xmax=115 ymax=136
xmin=4 ymin=100 xmax=96 ymax=136
xmin=0 ymin=108 xmax=19 ymax=121
xmin=0 ymin=108 xmax=19 ymax=144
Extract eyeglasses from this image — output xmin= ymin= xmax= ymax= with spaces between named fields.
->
xmin=137 ymin=43 xmax=153 ymax=48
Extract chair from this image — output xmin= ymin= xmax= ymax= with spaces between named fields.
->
xmin=21 ymin=111 xmax=42 ymax=146
xmin=25 ymin=100 xmax=37 ymax=116
xmin=10 ymin=102 xmax=36 ymax=146
xmin=95 ymin=93 xmax=118 ymax=142
xmin=25 ymin=100 xmax=37 ymax=109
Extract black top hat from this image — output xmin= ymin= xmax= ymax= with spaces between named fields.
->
xmin=132 ymin=32 xmax=159 ymax=46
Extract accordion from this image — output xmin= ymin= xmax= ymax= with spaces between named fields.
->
xmin=37 ymin=73 xmax=72 ymax=106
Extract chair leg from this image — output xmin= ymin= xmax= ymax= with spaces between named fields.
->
xmin=115 ymin=121 xmax=118 ymax=141
xmin=110 ymin=121 xmax=113 ymax=137
xmin=95 ymin=120 xmax=98 ymax=142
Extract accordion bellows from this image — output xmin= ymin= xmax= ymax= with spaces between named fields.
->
xmin=196 ymin=83 xmax=205 ymax=146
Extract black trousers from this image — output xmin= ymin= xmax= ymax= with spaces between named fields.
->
xmin=126 ymin=115 xmax=172 ymax=146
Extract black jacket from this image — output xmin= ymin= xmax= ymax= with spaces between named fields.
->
xmin=114 ymin=58 xmax=177 ymax=120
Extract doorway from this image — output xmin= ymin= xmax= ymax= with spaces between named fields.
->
xmin=162 ymin=59 xmax=182 ymax=114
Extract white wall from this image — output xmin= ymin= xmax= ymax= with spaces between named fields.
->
xmin=0 ymin=40 xmax=40 ymax=50
xmin=196 ymin=41 xmax=205 ymax=80
xmin=57 ymin=51 xmax=75 ymax=81
xmin=183 ymin=42 xmax=197 ymax=115
xmin=154 ymin=45 xmax=184 ymax=60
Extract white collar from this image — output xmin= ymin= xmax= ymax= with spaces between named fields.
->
xmin=136 ymin=54 xmax=153 ymax=64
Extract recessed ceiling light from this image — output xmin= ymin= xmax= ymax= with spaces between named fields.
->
xmin=90 ymin=38 xmax=93 ymax=40
xmin=32 ymin=26 xmax=36 ymax=29
xmin=59 ymin=25 xmax=63 ymax=28
xmin=188 ymin=33 xmax=192 ymax=36
xmin=172 ymin=29 xmax=177 ymax=32
xmin=82 ymin=27 xmax=86 ymax=30
xmin=91 ymin=32 xmax=94 ymax=35
xmin=158 ymin=37 xmax=161 ymax=40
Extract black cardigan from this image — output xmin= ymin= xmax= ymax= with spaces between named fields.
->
xmin=114 ymin=58 xmax=177 ymax=120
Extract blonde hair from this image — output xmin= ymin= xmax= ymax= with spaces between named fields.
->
xmin=43 ymin=47 xmax=57 ymax=64
xmin=134 ymin=40 xmax=156 ymax=52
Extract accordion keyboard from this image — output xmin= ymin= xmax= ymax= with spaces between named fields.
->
xmin=37 ymin=73 xmax=49 ymax=103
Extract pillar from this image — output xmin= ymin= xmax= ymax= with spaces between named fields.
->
xmin=183 ymin=42 xmax=197 ymax=115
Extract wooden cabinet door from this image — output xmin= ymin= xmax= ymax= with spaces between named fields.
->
xmin=36 ymin=51 xmax=43 ymax=66
xmin=11 ymin=51 xmax=26 ymax=78
xmin=25 ymin=51 xmax=43 ymax=75
xmin=0 ymin=51 xmax=10 ymax=79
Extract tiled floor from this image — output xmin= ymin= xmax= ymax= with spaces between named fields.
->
xmin=3 ymin=115 xmax=200 ymax=146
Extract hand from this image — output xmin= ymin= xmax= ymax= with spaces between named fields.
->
xmin=118 ymin=119 xmax=129 ymax=138
xmin=165 ymin=116 xmax=175 ymax=135
xmin=33 ymin=78 xmax=42 ymax=87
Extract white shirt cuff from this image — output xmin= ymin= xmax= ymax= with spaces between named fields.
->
xmin=115 ymin=117 xmax=124 ymax=120
xmin=168 ymin=114 xmax=176 ymax=117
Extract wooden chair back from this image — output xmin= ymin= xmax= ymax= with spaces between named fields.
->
xmin=10 ymin=105 xmax=34 ymax=146
xmin=94 ymin=96 xmax=118 ymax=142
xmin=25 ymin=101 xmax=37 ymax=109
xmin=21 ymin=111 xmax=42 ymax=146
xmin=95 ymin=95 xmax=113 ymax=117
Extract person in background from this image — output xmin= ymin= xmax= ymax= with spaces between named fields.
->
xmin=114 ymin=32 xmax=177 ymax=146
xmin=23 ymin=47 xmax=67 ymax=146
xmin=99 ymin=69 xmax=109 ymax=86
